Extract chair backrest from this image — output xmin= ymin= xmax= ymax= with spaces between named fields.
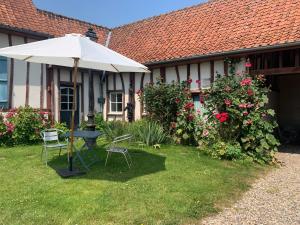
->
xmin=41 ymin=129 xmax=60 ymax=144
xmin=112 ymin=134 xmax=132 ymax=144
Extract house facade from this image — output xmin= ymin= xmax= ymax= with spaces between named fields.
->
xmin=0 ymin=0 xmax=300 ymax=136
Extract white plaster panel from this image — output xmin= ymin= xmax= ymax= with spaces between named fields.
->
xmin=0 ymin=33 xmax=9 ymax=48
xmin=116 ymin=73 xmax=123 ymax=90
xmin=108 ymin=73 xmax=114 ymax=90
xmin=143 ymin=73 xmax=151 ymax=87
xmin=178 ymin=65 xmax=187 ymax=82
xmin=153 ymin=69 xmax=160 ymax=83
xmin=214 ymin=60 xmax=224 ymax=77
xmin=12 ymin=36 xmax=26 ymax=107
xmin=123 ymin=73 xmax=130 ymax=121
xmin=190 ymin=64 xmax=199 ymax=90
xmin=60 ymin=69 xmax=70 ymax=82
xmin=200 ymin=62 xmax=211 ymax=88
xmin=83 ymin=72 xmax=89 ymax=119
xmin=134 ymin=72 xmax=142 ymax=120
xmin=28 ymin=62 xmax=41 ymax=108
xmin=235 ymin=58 xmax=246 ymax=75
xmin=53 ymin=69 xmax=59 ymax=121
xmin=93 ymin=74 xmax=100 ymax=113
xmin=165 ymin=67 xmax=177 ymax=84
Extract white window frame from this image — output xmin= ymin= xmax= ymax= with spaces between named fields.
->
xmin=0 ymin=57 xmax=8 ymax=109
xmin=109 ymin=92 xmax=123 ymax=114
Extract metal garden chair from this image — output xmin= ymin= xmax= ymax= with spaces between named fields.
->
xmin=105 ymin=134 xmax=133 ymax=168
xmin=40 ymin=129 xmax=68 ymax=165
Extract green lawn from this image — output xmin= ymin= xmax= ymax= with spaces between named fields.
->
xmin=0 ymin=142 xmax=266 ymax=225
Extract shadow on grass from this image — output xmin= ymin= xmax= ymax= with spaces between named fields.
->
xmin=48 ymin=143 xmax=166 ymax=182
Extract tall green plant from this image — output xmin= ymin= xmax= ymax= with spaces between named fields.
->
xmin=201 ymin=71 xmax=280 ymax=163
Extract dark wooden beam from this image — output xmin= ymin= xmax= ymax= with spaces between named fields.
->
xmin=175 ymin=65 xmax=180 ymax=82
xmin=113 ymin=73 xmax=116 ymax=91
xmin=295 ymin=50 xmax=300 ymax=67
xmin=25 ymin=36 xmax=30 ymax=106
xmin=160 ymin=67 xmax=166 ymax=82
xmin=187 ymin=64 xmax=191 ymax=81
xmin=197 ymin=63 xmax=201 ymax=89
xmin=224 ymin=61 xmax=228 ymax=76
xmin=8 ymin=34 xmax=14 ymax=109
xmin=252 ymin=66 xmax=300 ymax=75
xmin=40 ymin=64 xmax=44 ymax=108
xmin=57 ymin=68 xmax=61 ymax=122
xmin=150 ymin=70 xmax=153 ymax=84
xmin=81 ymin=72 xmax=84 ymax=116
xmin=119 ymin=73 xmax=126 ymax=121
xmin=105 ymin=73 xmax=109 ymax=121
xmin=210 ymin=60 xmax=215 ymax=83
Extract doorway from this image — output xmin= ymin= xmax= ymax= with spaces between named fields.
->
xmin=60 ymin=85 xmax=79 ymax=128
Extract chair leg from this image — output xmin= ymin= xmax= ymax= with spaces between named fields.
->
xmin=41 ymin=146 xmax=44 ymax=161
xmin=59 ymin=147 xmax=62 ymax=156
xmin=123 ymin=153 xmax=131 ymax=169
xmin=45 ymin=148 xmax=48 ymax=166
xmin=105 ymin=152 xmax=111 ymax=167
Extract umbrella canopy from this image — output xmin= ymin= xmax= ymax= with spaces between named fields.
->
xmin=0 ymin=33 xmax=149 ymax=176
xmin=0 ymin=33 xmax=149 ymax=73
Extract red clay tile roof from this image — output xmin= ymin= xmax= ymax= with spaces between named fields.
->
xmin=0 ymin=0 xmax=109 ymax=44
xmin=109 ymin=0 xmax=300 ymax=64
xmin=1 ymin=0 xmax=300 ymax=64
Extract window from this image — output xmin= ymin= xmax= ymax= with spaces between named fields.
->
xmin=60 ymin=86 xmax=74 ymax=111
xmin=110 ymin=92 xmax=123 ymax=113
xmin=0 ymin=57 xmax=8 ymax=109
xmin=192 ymin=94 xmax=207 ymax=115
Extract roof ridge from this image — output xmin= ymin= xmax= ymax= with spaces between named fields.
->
xmin=113 ymin=0 xmax=218 ymax=29
xmin=37 ymin=9 xmax=111 ymax=31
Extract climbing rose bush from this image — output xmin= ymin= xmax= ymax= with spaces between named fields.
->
xmin=200 ymin=72 xmax=280 ymax=163
xmin=0 ymin=107 xmax=51 ymax=146
xmin=139 ymin=80 xmax=190 ymax=131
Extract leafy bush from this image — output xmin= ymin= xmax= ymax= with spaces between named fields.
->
xmin=130 ymin=119 xmax=168 ymax=146
xmin=200 ymin=71 xmax=280 ymax=163
xmin=139 ymin=80 xmax=189 ymax=130
xmin=80 ymin=113 xmax=106 ymax=131
xmin=201 ymin=141 xmax=244 ymax=160
xmin=102 ymin=120 xmax=128 ymax=141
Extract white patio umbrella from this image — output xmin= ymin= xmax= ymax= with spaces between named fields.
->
xmin=0 ymin=33 xmax=149 ymax=175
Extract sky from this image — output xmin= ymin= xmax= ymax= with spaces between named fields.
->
xmin=33 ymin=0 xmax=207 ymax=28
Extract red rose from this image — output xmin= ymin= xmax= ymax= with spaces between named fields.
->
xmin=245 ymin=62 xmax=252 ymax=68
xmin=184 ymin=102 xmax=194 ymax=110
xmin=239 ymin=103 xmax=247 ymax=109
xmin=224 ymin=99 xmax=232 ymax=107
xmin=215 ymin=112 xmax=229 ymax=123
xmin=175 ymin=98 xmax=181 ymax=104
xmin=187 ymin=114 xmax=194 ymax=121
xmin=196 ymin=80 xmax=201 ymax=84
xmin=240 ymin=78 xmax=252 ymax=86
xmin=243 ymin=111 xmax=249 ymax=116
xmin=170 ymin=122 xmax=177 ymax=129
xmin=247 ymin=89 xmax=254 ymax=96
xmin=187 ymin=79 xmax=193 ymax=84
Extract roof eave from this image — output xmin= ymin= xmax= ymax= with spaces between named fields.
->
xmin=145 ymin=41 xmax=300 ymax=66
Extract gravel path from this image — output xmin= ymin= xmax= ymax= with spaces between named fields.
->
xmin=200 ymin=147 xmax=300 ymax=225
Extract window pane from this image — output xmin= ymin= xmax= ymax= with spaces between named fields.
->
xmin=0 ymin=82 xmax=8 ymax=101
xmin=0 ymin=58 xmax=7 ymax=80
xmin=69 ymin=103 xmax=73 ymax=110
xmin=69 ymin=96 xmax=73 ymax=103
xmin=117 ymin=103 xmax=123 ymax=112
xmin=69 ymin=88 xmax=74 ymax=95
xmin=61 ymin=88 xmax=68 ymax=95
xmin=61 ymin=95 xmax=68 ymax=102
xmin=0 ymin=102 xmax=8 ymax=109
xmin=61 ymin=103 xmax=68 ymax=110
xmin=110 ymin=93 xmax=116 ymax=102
xmin=111 ymin=103 xmax=116 ymax=112
xmin=117 ymin=94 xmax=122 ymax=102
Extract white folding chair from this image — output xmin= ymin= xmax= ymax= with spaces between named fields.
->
xmin=40 ymin=129 xmax=68 ymax=165
xmin=105 ymin=134 xmax=133 ymax=168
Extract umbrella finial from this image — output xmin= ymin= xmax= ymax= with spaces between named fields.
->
xmin=85 ymin=27 xmax=98 ymax=42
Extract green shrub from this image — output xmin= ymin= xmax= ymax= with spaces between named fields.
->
xmin=102 ymin=120 xmax=128 ymax=141
xmin=200 ymin=70 xmax=280 ymax=163
xmin=130 ymin=119 xmax=168 ymax=146
xmin=80 ymin=113 xmax=106 ymax=131
xmin=139 ymin=80 xmax=189 ymax=131
xmin=201 ymin=141 xmax=244 ymax=160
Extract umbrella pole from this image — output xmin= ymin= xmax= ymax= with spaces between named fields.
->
xmin=68 ymin=58 xmax=79 ymax=171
